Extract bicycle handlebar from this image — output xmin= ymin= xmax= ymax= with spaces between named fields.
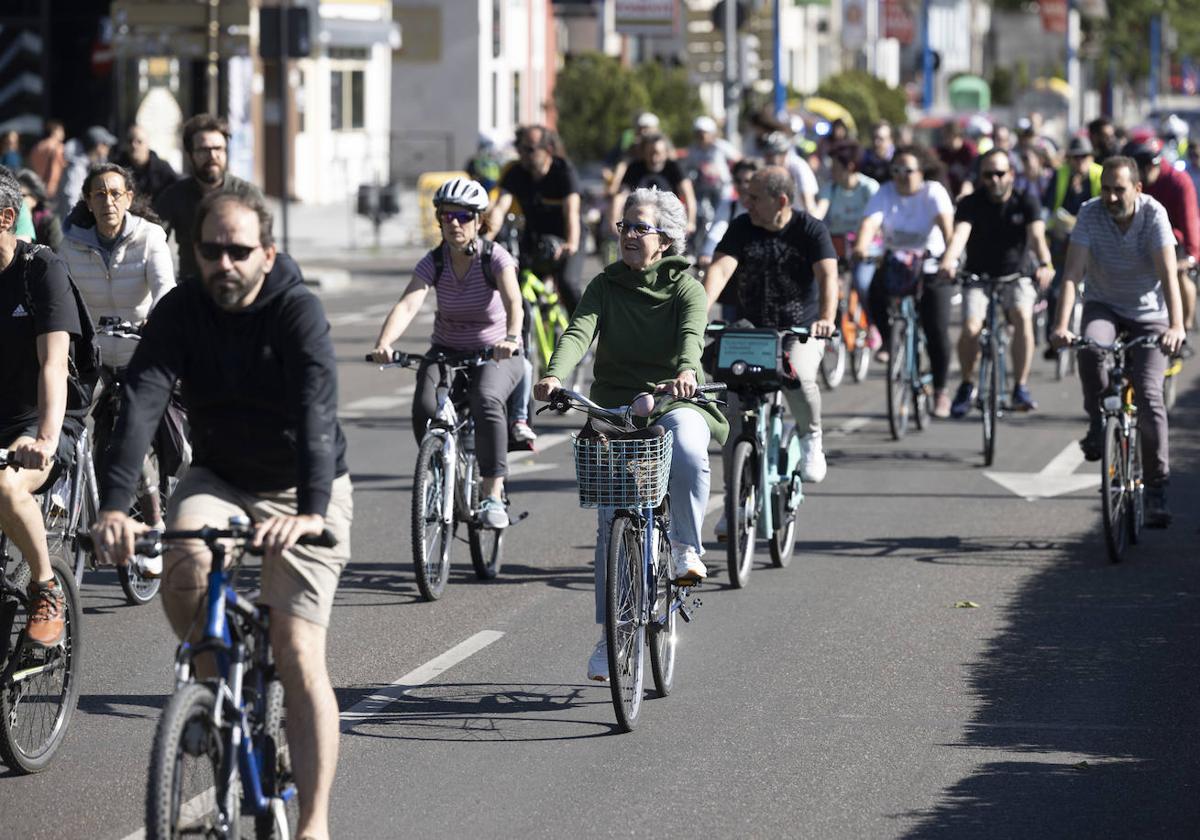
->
xmin=705 ymin=323 xmax=840 ymax=340
xmin=365 ymin=346 xmax=516 ymax=368
xmin=0 ymin=449 xmax=55 ymax=471
xmin=958 ymin=271 xmax=1024 ymax=286
xmin=96 ymin=316 xmax=142 ymax=340
xmin=1070 ymin=334 xmax=1169 ymax=354
xmin=538 ymin=383 xmax=726 ymax=427
xmin=77 ymin=523 xmax=338 ymax=558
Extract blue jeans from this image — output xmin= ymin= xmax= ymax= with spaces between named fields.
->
xmin=592 ymin=408 xmax=711 ymax=624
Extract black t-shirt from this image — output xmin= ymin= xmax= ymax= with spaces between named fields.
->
xmin=620 ymin=159 xmax=687 ymax=196
xmin=956 ymin=188 xmax=1042 ymax=275
xmin=715 ymin=212 xmax=837 ymax=328
xmin=0 ymin=243 xmax=82 ymax=426
xmin=499 ymin=156 xmax=580 ymax=240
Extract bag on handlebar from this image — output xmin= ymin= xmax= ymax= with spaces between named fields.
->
xmin=881 ymin=249 xmax=924 ymax=298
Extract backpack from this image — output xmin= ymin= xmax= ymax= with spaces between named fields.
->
xmin=20 ymin=244 xmax=102 ymax=414
xmin=428 ymin=238 xmax=496 ymax=289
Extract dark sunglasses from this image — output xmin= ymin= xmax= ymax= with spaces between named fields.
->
xmin=517 ymin=145 xmax=539 ymax=155
xmin=615 ymin=220 xmax=667 ymax=238
xmin=197 ymin=242 xmax=260 ymax=262
xmin=891 ymin=166 xmax=918 ymax=176
xmin=980 ymin=170 xmax=1010 ymax=179
xmin=439 ymin=210 xmax=475 ymax=225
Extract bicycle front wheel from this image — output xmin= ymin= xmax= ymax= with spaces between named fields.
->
xmin=725 ymin=440 xmax=757 ymax=588
xmin=886 ymin=319 xmax=910 ymax=440
xmin=819 ymin=336 xmax=846 ymax=390
xmin=255 ymin=678 xmax=298 ymax=840
xmin=147 ymin=681 xmax=237 ymax=840
xmin=412 ymin=435 xmax=453 ymax=601
xmin=979 ymin=349 xmax=997 ymax=467
xmin=606 ymin=515 xmax=646 ymax=732
xmin=647 ymin=526 xmax=676 ymax=698
xmin=768 ymin=426 xmax=801 ymax=568
xmin=1100 ymin=416 xmax=1129 ymax=563
xmin=0 ymin=553 xmax=83 ymax=774
xmin=120 ymin=451 xmax=167 ymax=605
xmin=468 ymin=465 xmax=505 ymax=580
xmin=1127 ymin=423 xmax=1144 ymax=545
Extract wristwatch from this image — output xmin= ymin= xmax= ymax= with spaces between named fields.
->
xmin=504 ymin=334 xmax=520 ymax=343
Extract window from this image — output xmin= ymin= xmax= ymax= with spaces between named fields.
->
xmin=330 ymin=68 xmax=365 ymax=130
xmin=492 ymin=0 xmax=502 ymax=58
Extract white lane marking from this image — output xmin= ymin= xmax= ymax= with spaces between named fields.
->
xmin=985 ymin=440 xmax=1099 ymax=500
xmin=340 ymin=630 xmax=505 ymax=729
xmin=118 ymin=631 xmax=505 ymax=840
xmin=327 ymin=302 xmax=395 ymax=328
xmin=826 ymin=416 xmax=871 ymax=437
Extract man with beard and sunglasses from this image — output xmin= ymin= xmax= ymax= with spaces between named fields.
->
xmin=92 ymin=191 xmax=352 ymax=840
xmin=154 ymin=113 xmax=264 ymax=281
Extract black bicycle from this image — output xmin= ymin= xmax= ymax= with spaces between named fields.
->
xmin=960 ymin=272 xmax=1022 ymax=466
xmin=0 ymin=449 xmax=83 ymax=774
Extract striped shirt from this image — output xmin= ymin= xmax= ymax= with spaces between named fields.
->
xmin=1071 ymin=194 xmax=1175 ymax=322
xmin=413 ymin=242 xmax=516 ymax=350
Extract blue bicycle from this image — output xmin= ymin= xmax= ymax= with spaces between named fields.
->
xmin=82 ymin=520 xmax=335 ymax=839
xmin=885 ymin=286 xmax=933 ymax=441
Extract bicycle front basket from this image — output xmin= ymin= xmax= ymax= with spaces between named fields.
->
xmin=571 ymin=430 xmax=673 ymax=509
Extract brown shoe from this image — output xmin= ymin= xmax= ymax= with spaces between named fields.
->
xmin=932 ymin=388 xmax=952 ymax=419
xmin=26 ymin=579 xmax=65 ymax=648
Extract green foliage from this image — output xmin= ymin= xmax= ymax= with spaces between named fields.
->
xmin=554 ymin=54 xmax=702 ymax=163
xmin=813 ymin=70 xmax=907 ymax=135
xmin=1088 ymin=0 xmax=1200 ymax=84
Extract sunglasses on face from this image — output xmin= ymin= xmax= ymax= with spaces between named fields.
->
xmin=439 ymin=210 xmax=475 ymax=225
xmin=615 ymin=220 xmax=667 ymax=238
xmin=197 ymin=242 xmax=260 ymax=262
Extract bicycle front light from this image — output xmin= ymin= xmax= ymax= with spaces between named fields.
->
xmin=1102 ymin=394 xmax=1122 ymax=413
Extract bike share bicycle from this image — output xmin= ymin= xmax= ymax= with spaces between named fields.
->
xmin=707 ymin=324 xmax=826 ymax=588
xmin=0 ymin=449 xmax=83 ymax=774
xmin=542 ymin=384 xmax=725 ymax=732
xmin=875 ymin=252 xmax=934 ymax=440
xmin=959 ymin=272 xmax=1022 ymax=466
xmin=82 ymin=521 xmax=335 ymax=838
xmin=367 ymin=348 xmax=525 ymax=601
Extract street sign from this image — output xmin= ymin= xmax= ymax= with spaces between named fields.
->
xmin=1040 ymin=0 xmax=1068 ymax=34
xmin=883 ymin=0 xmax=915 ymax=45
xmin=615 ymin=0 xmax=677 ymax=37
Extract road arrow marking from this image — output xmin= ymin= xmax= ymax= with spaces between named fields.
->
xmin=984 ymin=441 xmax=1100 ymax=501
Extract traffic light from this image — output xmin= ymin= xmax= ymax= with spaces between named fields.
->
xmin=739 ymin=33 xmax=760 ymax=85
xmin=260 ymin=6 xmax=311 ymax=59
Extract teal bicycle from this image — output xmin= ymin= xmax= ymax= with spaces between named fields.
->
xmin=708 ymin=324 xmax=824 ymax=588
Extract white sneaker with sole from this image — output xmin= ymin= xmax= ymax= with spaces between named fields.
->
xmin=510 ymin=420 xmax=537 ymax=444
xmin=587 ymin=637 xmax=608 ymax=682
xmin=671 ymin=545 xmax=707 ymax=582
xmin=799 ymin=431 xmax=827 ymax=483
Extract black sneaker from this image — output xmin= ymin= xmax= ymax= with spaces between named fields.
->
xmin=1080 ymin=422 xmax=1103 ymax=462
xmin=950 ymin=382 xmax=976 ymax=418
xmin=1145 ymin=485 xmax=1172 ymax=529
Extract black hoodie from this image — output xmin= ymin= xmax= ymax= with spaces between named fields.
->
xmin=100 ymin=254 xmax=348 ymax=518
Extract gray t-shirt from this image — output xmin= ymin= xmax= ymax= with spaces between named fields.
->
xmin=1071 ymin=194 xmax=1175 ymax=322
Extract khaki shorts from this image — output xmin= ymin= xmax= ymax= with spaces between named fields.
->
xmin=166 ymin=467 xmax=353 ymax=628
xmin=963 ymin=276 xmax=1037 ymax=323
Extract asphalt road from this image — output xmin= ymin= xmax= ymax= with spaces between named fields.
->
xmin=3 ymin=267 xmax=1198 ymax=840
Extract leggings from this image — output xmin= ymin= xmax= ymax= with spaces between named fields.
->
xmin=868 ymin=272 xmax=955 ymax=391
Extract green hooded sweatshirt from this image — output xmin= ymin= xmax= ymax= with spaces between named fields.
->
xmin=546 ymin=256 xmax=729 ymax=444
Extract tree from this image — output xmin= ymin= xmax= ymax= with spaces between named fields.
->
xmin=555 ymin=53 xmax=651 ymax=164
xmin=636 ymin=61 xmax=705 ymax=149
xmin=813 ymin=71 xmax=908 ymax=135
xmin=1084 ymin=0 xmax=1200 ymax=86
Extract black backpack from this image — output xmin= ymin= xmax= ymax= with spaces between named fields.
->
xmin=20 ymin=244 xmax=102 ymax=414
xmin=427 ymin=238 xmax=497 ymax=289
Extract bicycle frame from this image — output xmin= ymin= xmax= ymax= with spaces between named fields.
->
xmin=894 ymin=295 xmax=932 ymax=394
xmin=733 ymin=389 xmax=801 ymax=539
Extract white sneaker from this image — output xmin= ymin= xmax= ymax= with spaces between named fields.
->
xmin=799 ymin=432 xmax=827 ymax=483
xmin=671 ymin=545 xmax=707 ymax=583
xmin=510 ymin=420 xmax=538 ymax=444
xmin=714 ymin=513 xmax=727 ymax=542
xmin=587 ymin=637 xmax=608 ymax=682
xmin=135 ymin=554 xmax=163 ymax=579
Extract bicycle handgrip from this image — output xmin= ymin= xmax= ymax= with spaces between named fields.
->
xmin=365 ymin=351 xmax=407 ymax=364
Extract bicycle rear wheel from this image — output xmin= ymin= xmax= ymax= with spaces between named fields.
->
xmin=0 ymin=553 xmax=82 ymax=774
xmin=255 ymin=678 xmax=298 ymax=840
xmin=647 ymin=525 xmax=676 ymax=698
xmin=819 ymin=336 xmax=846 ymax=390
xmin=605 ymin=515 xmax=646 ymax=732
xmin=725 ymin=440 xmax=757 ymax=588
xmin=1127 ymin=423 xmax=1144 ymax=545
xmin=1100 ymin=416 xmax=1129 ymax=563
xmin=412 ymin=435 xmax=453 ymax=601
xmin=768 ymin=426 xmax=801 ymax=568
xmin=468 ymin=465 xmax=505 ymax=580
xmin=119 ymin=451 xmax=166 ymax=605
xmin=912 ymin=332 xmax=932 ymax=431
xmin=979 ymin=348 xmax=997 ymax=467
xmin=147 ymin=681 xmax=237 ymax=839
xmin=886 ymin=319 xmax=910 ymax=440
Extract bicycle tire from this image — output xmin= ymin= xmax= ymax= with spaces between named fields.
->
xmin=1127 ymin=423 xmax=1144 ymax=546
xmin=412 ymin=434 xmax=453 ymax=601
xmin=912 ymin=330 xmax=931 ymax=431
xmin=725 ymin=440 xmax=757 ymax=589
xmin=847 ymin=291 xmax=872 ymax=383
xmin=647 ymin=525 xmax=676 ymax=698
xmin=979 ymin=349 xmax=997 ymax=467
xmin=255 ymin=678 xmax=298 ymax=840
xmin=146 ymin=681 xmax=237 ymax=839
xmin=819 ymin=336 xmax=846 ymax=390
xmin=886 ymin=319 xmax=910 ymax=440
xmin=0 ymin=553 xmax=82 ymax=774
xmin=1100 ymin=415 xmax=1128 ymax=563
xmin=768 ymin=426 xmax=801 ymax=568
xmin=606 ymin=515 xmax=645 ymax=732
xmin=467 ymin=463 xmax=504 ymax=580
xmin=120 ymin=451 xmax=166 ymax=605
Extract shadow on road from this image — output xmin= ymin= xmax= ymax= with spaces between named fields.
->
xmin=899 ymin=381 xmax=1200 ymax=837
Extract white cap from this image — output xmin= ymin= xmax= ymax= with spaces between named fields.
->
xmin=693 ymin=115 xmax=718 ymax=134
xmin=636 ymin=112 xmax=660 ymax=129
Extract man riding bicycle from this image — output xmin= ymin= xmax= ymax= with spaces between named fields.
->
xmin=0 ymin=166 xmax=85 ymax=647
xmin=93 ymin=191 xmax=353 ymax=840
xmin=1050 ymin=156 xmax=1187 ymax=528
xmin=702 ymin=165 xmax=838 ymax=538
xmin=939 ymin=147 xmax=1056 ymax=415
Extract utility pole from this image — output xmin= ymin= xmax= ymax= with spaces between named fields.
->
xmin=921 ymin=0 xmax=933 ymax=111
xmin=206 ymin=0 xmax=220 ymax=114
xmin=1150 ymin=14 xmax=1161 ymax=109
xmin=772 ymin=0 xmax=783 ymax=116
xmin=1066 ymin=0 xmax=1079 ymax=132
xmin=723 ymin=0 xmax=738 ymax=143
xmin=277 ymin=0 xmax=290 ymax=253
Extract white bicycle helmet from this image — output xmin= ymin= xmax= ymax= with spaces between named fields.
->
xmin=432 ymin=177 xmax=489 ymax=212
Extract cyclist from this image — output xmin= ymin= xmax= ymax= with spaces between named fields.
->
xmin=938 ymin=148 xmax=1055 ymax=415
xmin=533 ymin=188 xmax=728 ymax=681
xmin=1042 ymin=136 xmax=1102 ymax=351
xmin=371 ymin=178 xmax=524 ymax=529
xmin=686 ymin=115 xmax=739 ymax=250
xmin=1050 ymin=156 xmax=1187 ymax=528
xmin=612 ymin=132 xmax=697 ymax=239
xmin=485 ymin=125 xmax=584 ymax=313
xmin=853 ymin=145 xmax=957 ymax=417
xmin=0 ymin=165 xmax=85 ymax=647
xmin=760 ymin=131 xmax=819 ymax=214
xmin=703 ymin=165 xmax=839 ymax=513
xmin=860 ymin=121 xmax=895 ymax=185
xmin=699 ymin=157 xmax=761 ymax=270
xmin=92 ymin=191 xmax=353 ymax=840
xmin=814 ymin=141 xmax=880 ymax=332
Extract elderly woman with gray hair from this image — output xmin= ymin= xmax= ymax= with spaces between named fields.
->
xmin=533 ymin=187 xmax=728 ymax=682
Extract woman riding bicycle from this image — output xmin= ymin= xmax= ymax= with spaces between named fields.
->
xmin=533 ymin=187 xmax=728 ymax=681
xmin=371 ymin=177 xmax=524 ymax=529
xmin=815 ymin=142 xmax=880 ymax=330
xmin=60 ymin=162 xmax=176 ymax=536
xmin=852 ymin=144 xmax=956 ymax=417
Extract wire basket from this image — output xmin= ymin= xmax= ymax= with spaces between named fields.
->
xmin=571 ymin=430 xmax=674 ymax=509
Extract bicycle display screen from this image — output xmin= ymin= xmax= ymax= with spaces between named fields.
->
xmin=716 ymin=332 xmax=779 ymax=371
